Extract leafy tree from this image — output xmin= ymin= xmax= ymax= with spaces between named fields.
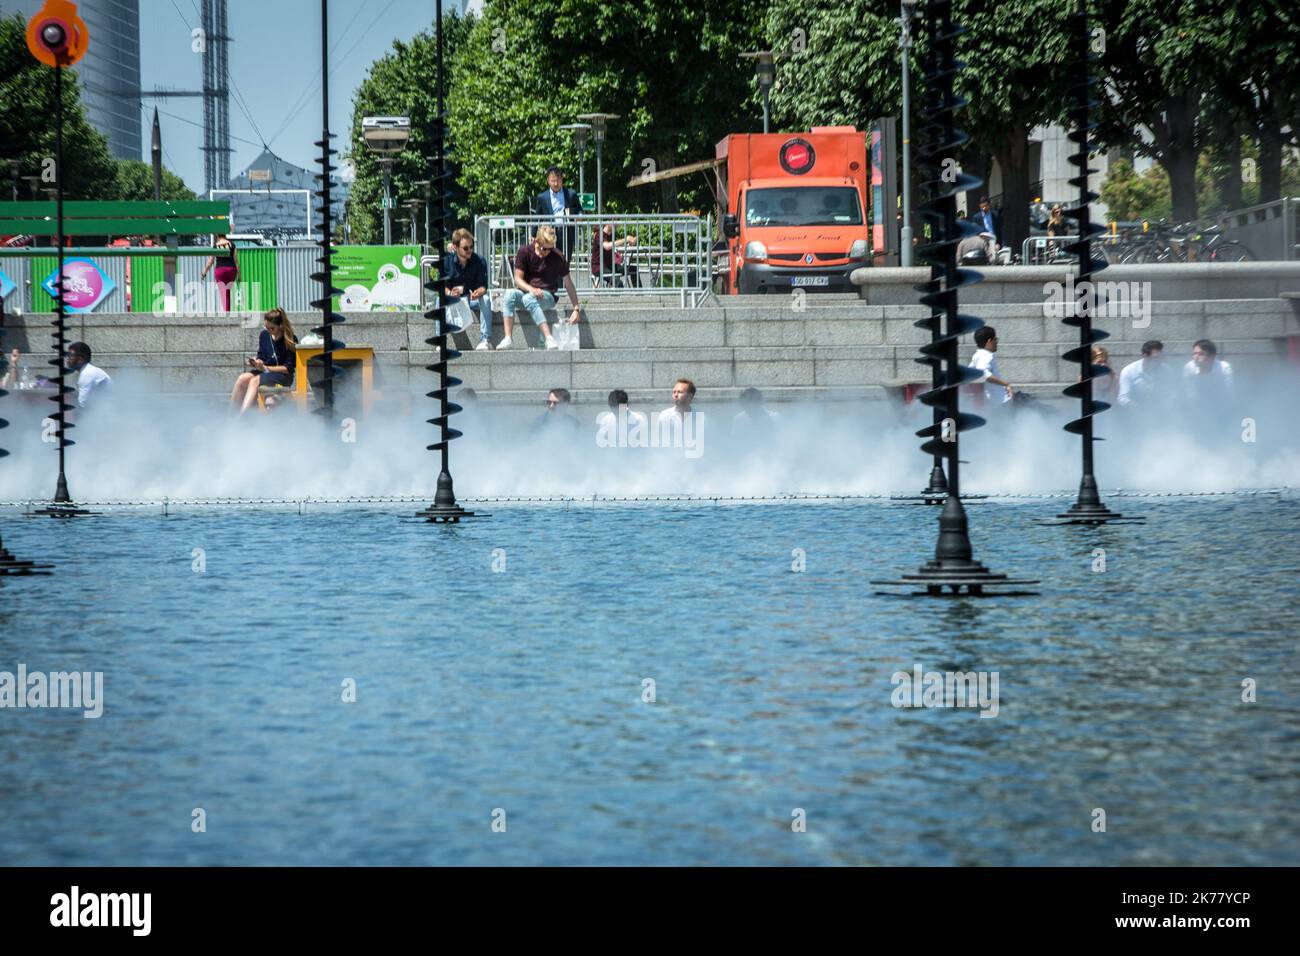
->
xmin=348 ymin=13 xmax=477 ymax=245
xmin=954 ymin=0 xmax=1077 ymax=253
xmin=1093 ymin=0 xmax=1227 ymax=223
xmin=1194 ymin=0 xmax=1300 ymax=205
xmin=767 ymin=0 xmax=1077 ymax=253
xmin=112 ymin=160 xmax=196 ymax=201
xmin=765 ymin=0 xmax=901 ymax=131
xmin=446 ymin=0 xmax=765 ymax=220
xmin=1098 ymin=158 xmax=1171 ymax=221
xmin=0 ymin=13 xmax=118 ymax=202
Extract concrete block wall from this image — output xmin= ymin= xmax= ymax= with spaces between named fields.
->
xmin=3 ymin=261 xmax=1298 ymax=407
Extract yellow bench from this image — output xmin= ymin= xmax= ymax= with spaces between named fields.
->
xmin=293 ymin=346 xmax=376 ymax=416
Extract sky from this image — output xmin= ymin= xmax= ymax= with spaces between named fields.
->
xmin=140 ymin=0 xmax=482 ymax=194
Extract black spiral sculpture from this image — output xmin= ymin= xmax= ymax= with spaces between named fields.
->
xmin=1045 ymin=0 xmax=1142 ymax=525
xmin=876 ymin=0 xmax=1035 ymax=596
xmin=0 ymin=295 xmax=53 ymax=574
xmin=891 ymin=31 xmax=946 ymax=505
xmin=309 ymin=0 xmax=343 ymax=418
xmin=415 ymin=0 xmax=477 ymax=523
xmin=32 ymin=59 xmax=87 ymax=519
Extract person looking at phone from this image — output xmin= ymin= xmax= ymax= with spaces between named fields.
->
xmin=230 ymin=307 xmax=297 ymax=415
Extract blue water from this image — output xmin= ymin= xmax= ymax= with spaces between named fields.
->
xmin=1 ymin=496 xmax=1297 ymax=866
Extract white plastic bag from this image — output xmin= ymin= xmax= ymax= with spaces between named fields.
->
xmin=444 ymin=297 xmax=473 ymax=332
xmin=552 ymin=318 xmax=580 ymax=351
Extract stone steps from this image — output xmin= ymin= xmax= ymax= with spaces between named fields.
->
xmin=4 ymin=286 xmax=1296 ymax=403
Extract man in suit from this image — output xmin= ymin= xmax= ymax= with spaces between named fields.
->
xmin=532 ymin=167 xmax=583 ymax=259
xmin=971 ymin=196 xmax=1003 ymax=248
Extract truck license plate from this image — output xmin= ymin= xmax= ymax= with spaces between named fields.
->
xmin=791 ymin=276 xmax=830 ymax=287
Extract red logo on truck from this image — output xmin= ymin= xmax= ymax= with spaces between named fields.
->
xmin=779 ymin=138 xmax=816 ymax=175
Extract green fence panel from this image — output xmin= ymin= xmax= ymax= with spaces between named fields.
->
xmin=232 ymin=247 xmax=277 ymax=312
xmin=129 ymin=256 xmax=165 ymax=313
xmin=28 ymin=256 xmax=58 ymax=312
xmin=0 ymin=200 xmax=230 ymax=217
xmin=3 ymin=219 xmax=231 ymax=236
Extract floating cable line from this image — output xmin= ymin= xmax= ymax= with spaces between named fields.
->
xmin=0 ymin=489 xmax=1288 ymax=517
xmin=155 ymin=107 xmax=263 ymax=149
xmin=268 ymin=0 xmax=390 ymax=149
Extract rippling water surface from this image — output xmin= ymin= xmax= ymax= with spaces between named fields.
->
xmin=1 ymin=496 xmax=1297 ymax=865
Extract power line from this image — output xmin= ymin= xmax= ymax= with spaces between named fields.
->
xmin=186 ymin=0 xmax=268 ymax=148
xmin=168 ymin=0 xmax=193 ymax=30
xmin=156 ymin=107 xmax=263 ymax=149
xmin=267 ymin=0 xmax=375 ymax=141
xmin=268 ymin=0 xmax=395 ymax=148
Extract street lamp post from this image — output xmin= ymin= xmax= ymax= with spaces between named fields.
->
xmin=413 ymin=179 xmax=431 ymax=248
xmin=576 ymin=113 xmax=619 ymax=214
xmin=361 ymin=115 xmax=410 ymax=245
xmin=559 ymin=123 xmax=592 ymax=195
xmin=404 ymin=199 xmax=424 ymax=245
xmin=899 ymin=0 xmax=916 ymax=268
xmin=740 ymin=51 xmax=777 ymax=133
xmin=381 ymin=161 xmax=393 ymax=243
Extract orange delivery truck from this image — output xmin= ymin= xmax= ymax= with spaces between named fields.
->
xmin=718 ymin=126 xmax=870 ymax=294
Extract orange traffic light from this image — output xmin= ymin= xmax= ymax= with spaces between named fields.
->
xmin=26 ymin=0 xmax=89 ymax=68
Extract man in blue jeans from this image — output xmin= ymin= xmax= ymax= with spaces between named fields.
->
xmin=442 ymin=228 xmax=493 ymax=350
xmin=498 ymin=225 xmax=582 ymax=350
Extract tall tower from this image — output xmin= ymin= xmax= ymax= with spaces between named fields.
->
xmin=200 ymin=0 xmax=231 ymax=192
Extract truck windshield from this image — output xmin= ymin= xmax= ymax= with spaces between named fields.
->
xmin=744 ymin=187 xmax=863 ymax=227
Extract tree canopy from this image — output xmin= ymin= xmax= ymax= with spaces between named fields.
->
xmin=0 ymin=13 xmax=118 ymax=201
xmin=343 ymin=1 xmax=1300 ymax=245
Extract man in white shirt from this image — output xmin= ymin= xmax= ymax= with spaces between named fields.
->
xmin=967 ymin=326 xmax=1014 ymax=405
xmin=596 ymin=388 xmax=649 ymax=440
xmin=656 ymin=378 xmax=705 ymax=458
xmin=1117 ymin=339 xmax=1165 ymax=407
xmin=731 ymin=387 xmax=779 ymax=438
xmin=67 ymin=342 xmax=111 ymax=408
xmin=1182 ymin=338 xmax=1233 ymax=401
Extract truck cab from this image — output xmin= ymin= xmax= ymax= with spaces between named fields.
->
xmin=719 ymin=127 xmax=870 ymax=294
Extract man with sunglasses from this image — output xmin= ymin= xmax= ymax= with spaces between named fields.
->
xmin=499 ymin=225 xmax=582 ymax=351
xmin=535 ymin=387 xmax=580 ymax=434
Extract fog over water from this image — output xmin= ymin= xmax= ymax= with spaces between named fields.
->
xmin=2 ymin=368 xmax=1296 ymax=501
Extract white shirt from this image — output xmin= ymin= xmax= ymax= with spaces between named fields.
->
xmin=657 ymin=405 xmax=699 ymax=425
xmin=1117 ymin=357 xmax=1162 ymax=406
xmin=656 ymin=405 xmax=706 ymax=435
xmin=968 ymin=347 xmax=1008 ymax=403
xmin=75 ymin=362 xmax=111 ymax=408
xmin=548 ymin=188 xmax=566 ymax=222
xmin=1182 ymin=358 xmax=1233 ymax=398
xmin=732 ymin=408 xmax=779 ymax=432
xmin=596 ymin=408 xmax=649 ymax=432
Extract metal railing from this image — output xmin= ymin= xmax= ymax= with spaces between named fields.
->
xmin=1021 ymin=234 xmax=1082 ymax=265
xmin=1020 ymin=232 xmax=1141 ymax=265
xmin=1215 ymin=196 xmax=1300 ymax=261
xmin=474 ymin=213 xmax=714 ymax=307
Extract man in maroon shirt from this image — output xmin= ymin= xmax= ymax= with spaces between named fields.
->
xmin=498 ymin=225 xmax=582 ymax=350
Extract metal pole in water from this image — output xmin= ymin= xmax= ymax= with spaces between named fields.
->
xmin=874 ymin=0 xmax=1035 ymax=597
xmin=310 ymin=0 xmax=344 ymax=420
xmin=1041 ymin=0 xmax=1143 ymax=528
xmin=416 ymin=0 xmax=480 ymax=524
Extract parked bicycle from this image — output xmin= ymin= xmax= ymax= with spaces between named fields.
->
xmin=1112 ymin=219 xmax=1254 ymax=263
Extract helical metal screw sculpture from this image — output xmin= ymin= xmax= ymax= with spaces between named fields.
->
xmin=26 ymin=2 xmax=91 ymax=519
xmin=875 ymin=0 xmax=1036 ymax=596
xmin=0 ymin=295 xmax=54 ymax=574
xmin=309 ymin=0 xmax=345 ymax=420
xmin=416 ymin=0 xmax=479 ymax=524
xmin=1043 ymin=0 xmax=1143 ymax=526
